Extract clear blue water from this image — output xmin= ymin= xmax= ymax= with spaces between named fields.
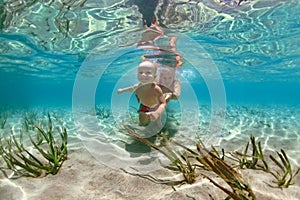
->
xmin=1 ymin=1 xmax=300 ymax=198
xmin=1 ymin=0 xmax=299 ymax=109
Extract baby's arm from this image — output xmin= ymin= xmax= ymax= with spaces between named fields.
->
xmin=117 ymin=84 xmax=139 ymax=94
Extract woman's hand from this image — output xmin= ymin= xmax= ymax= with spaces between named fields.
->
xmin=164 ymin=92 xmax=173 ymax=102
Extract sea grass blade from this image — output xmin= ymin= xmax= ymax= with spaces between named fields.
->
xmin=47 ymin=113 xmax=53 ymax=135
xmin=23 ymin=149 xmax=44 ymax=166
xmin=221 ymin=148 xmax=225 ymax=160
xmin=0 ymin=114 xmax=68 ymax=178
xmin=244 ymin=141 xmax=250 ymax=156
xmin=288 ymin=168 xmax=300 ymax=186
xmin=200 ymin=173 xmax=240 ymax=200
xmin=250 ymin=136 xmax=258 ymax=168
xmin=280 ymin=150 xmax=291 ymax=171
xmin=258 ymin=142 xmax=269 ymax=171
xmin=7 ymin=153 xmax=41 ymax=177
xmin=14 ymin=152 xmax=53 ymax=172
xmin=36 ymin=131 xmax=44 ymax=145
xmin=173 ymin=140 xmax=198 ymax=156
xmin=29 ymin=135 xmax=53 ymax=162
xmin=211 ymin=146 xmax=221 ymax=158
xmin=270 ymin=154 xmax=285 ymax=172
xmin=1 ymin=151 xmax=14 ymax=170
xmin=34 ymin=125 xmax=50 ymax=143
xmin=11 ymin=134 xmax=25 ymax=153
xmin=277 ymin=151 xmax=289 ymax=171
xmin=49 ymin=137 xmax=56 ymax=160
xmin=123 ymin=125 xmax=173 ymax=160
xmin=196 ymin=143 xmax=256 ymax=199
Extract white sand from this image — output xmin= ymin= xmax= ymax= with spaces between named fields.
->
xmin=1 ymin=105 xmax=300 ymax=199
xmin=1 ymin=145 xmax=299 ymax=200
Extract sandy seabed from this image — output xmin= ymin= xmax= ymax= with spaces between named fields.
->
xmin=1 ymin=146 xmax=299 ymax=200
xmin=1 ymin=105 xmax=300 ymax=200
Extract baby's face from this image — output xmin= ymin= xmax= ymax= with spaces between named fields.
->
xmin=137 ymin=65 xmax=156 ymax=84
xmin=159 ymin=71 xmax=174 ymax=87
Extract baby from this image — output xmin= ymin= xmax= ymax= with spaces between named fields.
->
xmin=158 ymin=67 xmax=181 ymax=103
xmin=118 ymin=61 xmax=166 ymax=126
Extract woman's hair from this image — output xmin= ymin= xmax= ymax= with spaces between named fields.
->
xmin=159 ymin=66 xmax=175 ymax=77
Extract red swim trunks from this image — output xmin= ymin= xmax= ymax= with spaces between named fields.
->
xmin=138 ymin=104 xmax=151 ymax=113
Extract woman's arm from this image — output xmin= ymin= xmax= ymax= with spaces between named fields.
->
xmin=172 ymin=79 xmax=181 ymax=99
xmin=164 ymin=79 xmax=181 ymax=102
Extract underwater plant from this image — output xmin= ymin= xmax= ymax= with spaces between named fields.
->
xmin=228 ymin=136 xmax=300 ymax=188
xmin=269 ymin=149 xmax=300 ymax=188
xmin=124 ymin=123 xmax=300 ymax=198
xmin=229 ymin=135 xmax=269 ymax=171
xmin=124 ymin=125 xmax=256 ymax=199
xmin=175 ymin=140 xmax=256 ymax=200
xmin=124 ymin=125 xmax=197 ymax=185
xmin=22 ymin=111 xmax=38 ymax=132
xmin=0 ymin=113 xmax=68 ymax=178
xmin=95 ymin=105 xmax=111 ymax=119
xmin=0 ymin=111 xmax=8 ymax=129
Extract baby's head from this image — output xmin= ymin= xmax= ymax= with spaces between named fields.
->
xmin=159 ymin=67 xmax=175 ymax=88
xmin=137 ymin=61 xmax=158 ymax=84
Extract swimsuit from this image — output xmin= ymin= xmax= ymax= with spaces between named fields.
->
xmin=138 ymin=104 xmax=151 ymax=113
xmin=138 ymin=104 xmax=159 ymax=113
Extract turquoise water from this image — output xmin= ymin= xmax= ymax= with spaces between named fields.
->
xmin=1 ymin=1 xmax=300 ymax=198
xmin=1 ymin=0 xmax=300 ymax=158
xmin=1 ymin=0 xmax=300 ymax=109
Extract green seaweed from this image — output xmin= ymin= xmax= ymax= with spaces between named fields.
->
xmin=124 ymin=126 xmax=256 ymax=199
xmin=123 ymin=125 xmax=300 ymax=198
xmin=22 ymin=111 xmax=38 ymax=132
xmin=0 ymin=113 xmax=68 ymax=178
xmin=269 ymin=149 xmax=300 ymax=188
xmin=124 ymin=125 xmax=197 ymax=185
xmin=226 ymin=136 xmax=300 ymax=189
xmin=195 ymin=142 xmax=256 ymax=200
xmin=0 ymin=111 xmax=8 ymax=129
xmin=175 ymin=140 xmax=256 ymax=200
xmin=95 ymin=105 xmax=111 ymax=119
xmin=230 ymin=136 xmax=269 ymax=171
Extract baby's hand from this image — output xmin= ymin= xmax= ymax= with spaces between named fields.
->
xmin=146 ymin=111 xmax=159 ymax=121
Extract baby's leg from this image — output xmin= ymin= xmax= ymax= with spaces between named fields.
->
xmin=139 ymin=112 xmax=150 ymax=126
